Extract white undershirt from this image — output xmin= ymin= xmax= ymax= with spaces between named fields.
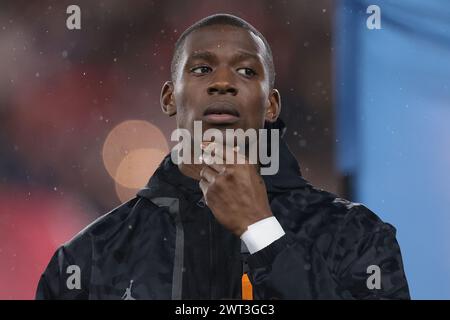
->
xmin=240 ymin=216 xmax=285 ymax=254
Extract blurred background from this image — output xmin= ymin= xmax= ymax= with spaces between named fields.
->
xmin=0 ymin=0 xmax=448 ymax=299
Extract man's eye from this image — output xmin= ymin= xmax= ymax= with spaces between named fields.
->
xmin=190 ymin=66 xmax=212 ymax=74
xmin=237 ymin=68 xmax=256 ymax=77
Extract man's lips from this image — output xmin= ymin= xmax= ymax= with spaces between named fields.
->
xmin=203 ymin=113 xmax=240 ymax=124
xmin=202 ymin=101 xmax=240 ymax=124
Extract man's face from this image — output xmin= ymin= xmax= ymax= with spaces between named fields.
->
xmin=162 ymin=25 xmax=279 ymax=137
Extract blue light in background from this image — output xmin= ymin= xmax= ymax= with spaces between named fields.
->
xmin=334 ymin=0 xmax=450 ymax=299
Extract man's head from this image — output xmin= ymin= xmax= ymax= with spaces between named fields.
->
xmin=161 ymin=14 xmax=281 ymax=136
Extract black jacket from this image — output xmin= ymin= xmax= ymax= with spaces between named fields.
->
xmin=36 ymin=134 xmax=410 ymax=300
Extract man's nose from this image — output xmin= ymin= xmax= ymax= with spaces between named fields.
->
xmin=207 ymin=68 xmax=238 ymax=96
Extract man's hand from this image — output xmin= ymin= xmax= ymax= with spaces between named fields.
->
xmin=199 ymin=142 xmax=273 ymax=237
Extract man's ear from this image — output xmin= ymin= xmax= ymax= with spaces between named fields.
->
xmin=160 ymin=81 xmax=177 ymax=116
xmin=265 ymin=88 xmax=281 ymax=123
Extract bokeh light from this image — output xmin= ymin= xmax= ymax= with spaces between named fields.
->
xmin=102 ymin=120 xmax=169 ymax=201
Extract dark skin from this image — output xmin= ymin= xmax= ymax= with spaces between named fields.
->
xmin=160 ymin=25 xmax=281 ymax=237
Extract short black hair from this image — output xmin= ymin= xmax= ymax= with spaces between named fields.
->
xmin=170 ymin=13 xmax=276 ymax=89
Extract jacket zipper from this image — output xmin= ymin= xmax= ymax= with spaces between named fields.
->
xmin=209 ymin=210 xmax=215 ymax=299
xmin=197 ymin=196 xmax=215 ymax=299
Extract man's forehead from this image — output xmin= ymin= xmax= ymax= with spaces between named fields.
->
xmin=181 ymin=25 xmax=266 ymax=61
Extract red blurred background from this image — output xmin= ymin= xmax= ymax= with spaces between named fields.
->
xmin=0 ymin=0 xmax=337 ymax=299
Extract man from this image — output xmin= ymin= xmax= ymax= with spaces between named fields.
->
xmin=36 ymin=14 xmax=410 ymax=299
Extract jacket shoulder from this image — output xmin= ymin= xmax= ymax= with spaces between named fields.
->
xmin=36 ymin=197 xmax=152 ymax=299
xmin=64 ymin=197 xmax=144 ymax=249
xmin=330 ymin=196 xmax=396 ymax=236
xmin=275 ymin=185 xmax=396 ymax=240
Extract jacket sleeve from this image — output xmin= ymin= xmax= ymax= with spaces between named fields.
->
xmin=36 ymin=243 xmax=91 ymax=300
xmin=247 ymin=208 xmax=410 ymax=300
xmin=36 ymin=249 xmax=62 ymax=299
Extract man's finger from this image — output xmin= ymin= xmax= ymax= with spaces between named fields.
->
xmin=199 ymin=178 xmax=208 ymax=195
xmin=201 ymin=142 xmax=226 ymax=172
xmin=201 ymin=142 xmax=248 ymax=167
xmin=200 ymin=166 xmax=218 ymax=183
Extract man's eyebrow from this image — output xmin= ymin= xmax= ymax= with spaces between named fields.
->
xmin=185 ymin=50 xmax=262 ymax=66
xmin=230 ymin=51 xmax=262 ymax=64
xmin=185 ymin=51 xmax=217 ymax=64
